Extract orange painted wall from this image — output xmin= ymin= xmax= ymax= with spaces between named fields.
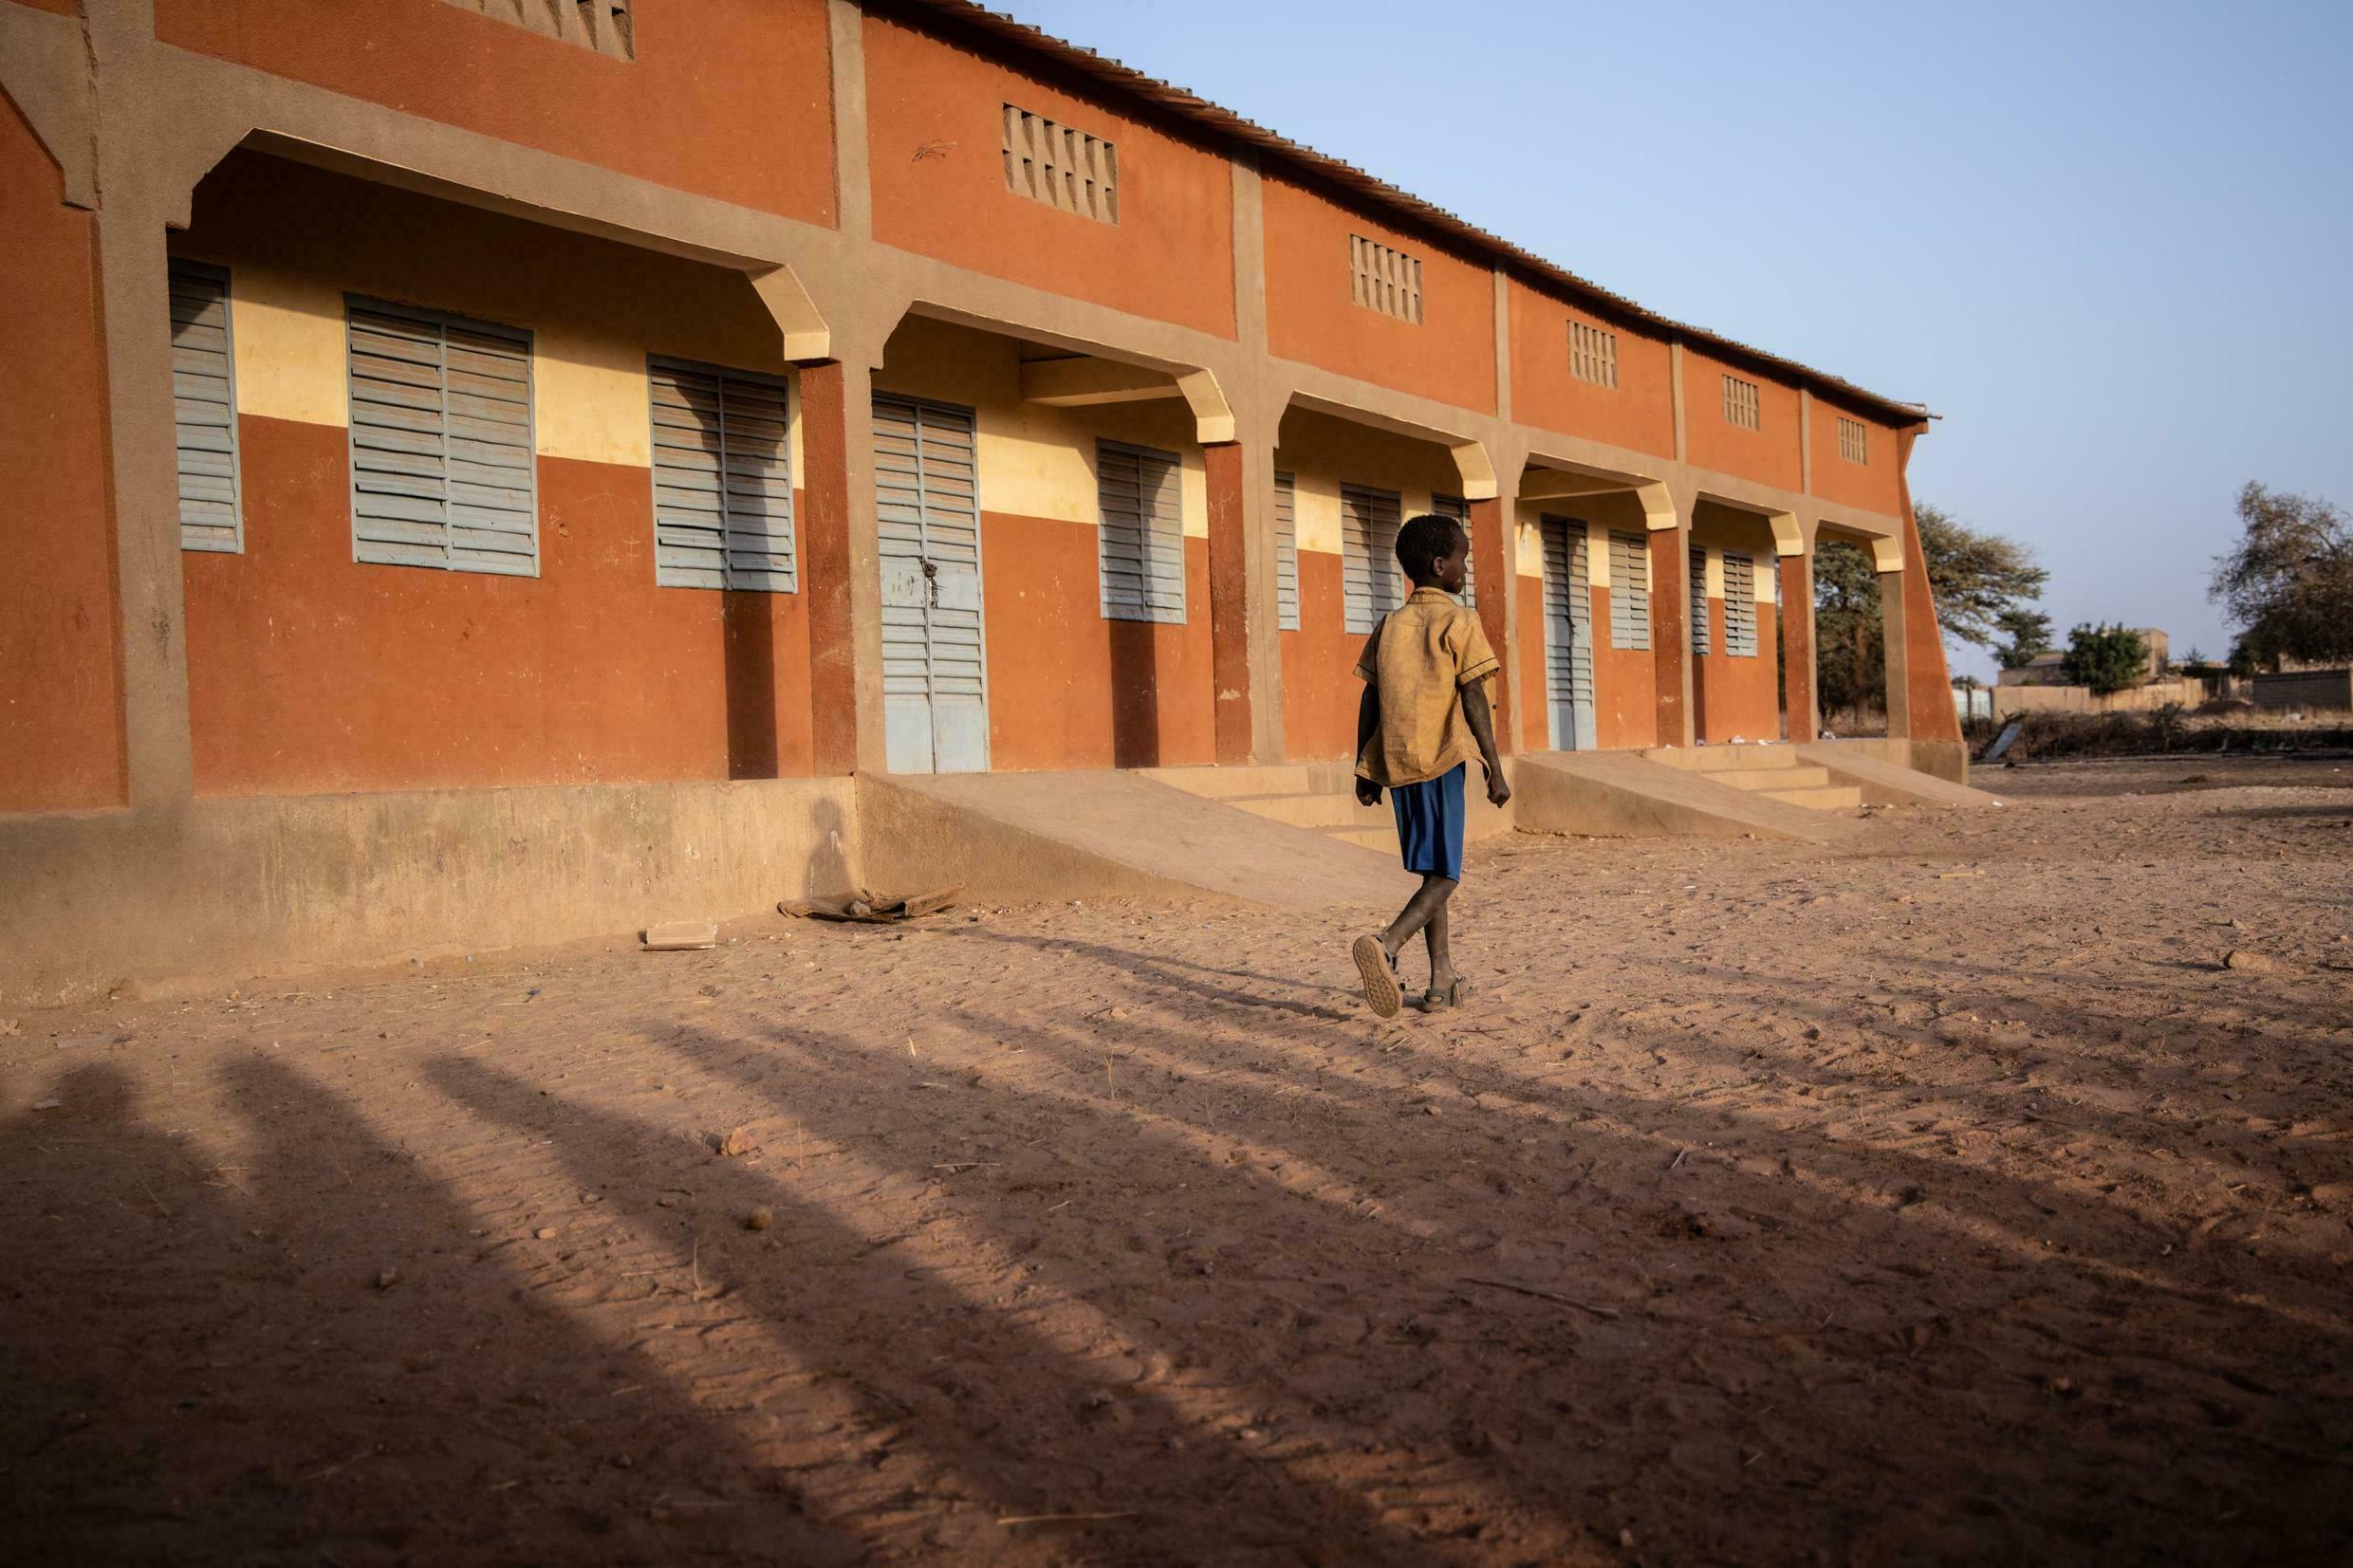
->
xmin=1279 ymin=551 xmax=1362 ymax=763
xmin=185 ymin=419 xmax=813 ymax=794
xmin=979 ymin=514 xmax=1214 ymax=770
xmin=1507 ymin=282 xmax=1676 ymax=460
xmin=1262 ymin=177 xmax=1495 ymax=413
xmin=1514 ymin=573 xmax=1547 ymax=749
xmin=863 ymin=11 xmax=1236 ymax=341
xmin=0 ymin=96 xmax=126 ymax=812
xmin=1807 ymin=402 xmax=1903 ymax=515
xmin=1594 ymin=586 xmax=1658 ymax=750
xmin=1695 ymin=600 xmax=1781 ymax=743
xmin=156 ymin=0 xmax=837 ymax=226
xmin=1681 ymin=350 xmax=1803 ymax=494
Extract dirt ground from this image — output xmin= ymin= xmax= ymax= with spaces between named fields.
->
xmin=5 ymin=754 xmax=2351 ymax=1566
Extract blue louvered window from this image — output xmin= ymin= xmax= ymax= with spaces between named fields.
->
xmin=170 ymin=260 xmax=242 ymax=553
xmin=647 ymin=357 xmax=794 ymax=592
xmin=345 ymin=298 xmax=538 ymax=577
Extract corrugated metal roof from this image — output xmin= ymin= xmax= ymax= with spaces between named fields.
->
xmin=899 ymin=0 xmax=1933 ymax=427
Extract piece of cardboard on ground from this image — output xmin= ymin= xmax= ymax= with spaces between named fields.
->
xmin=642 ymin=919 xmax=718 ymax=950
xmin=780 ymin=886 xmax=961 ymax=925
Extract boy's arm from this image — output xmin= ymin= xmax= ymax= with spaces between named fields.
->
xmin=1353 ymin=683 xmax=1382 ymax=805
xmin=1462 ymin=680 xmax=1510 ymax=806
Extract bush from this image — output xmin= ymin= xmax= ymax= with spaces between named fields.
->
xmin=2060 ymin=623 xmax=2151 ymax=696
xmin=1962 ymin=709 xmax=2353 ymax=762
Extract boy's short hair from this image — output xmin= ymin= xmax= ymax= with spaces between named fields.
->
xmin=1396 ymin=512 xmax=1467 ymax=584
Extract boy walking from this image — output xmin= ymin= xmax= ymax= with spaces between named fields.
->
xmin=1350 ymin=512 xmax=1510 ymax=1017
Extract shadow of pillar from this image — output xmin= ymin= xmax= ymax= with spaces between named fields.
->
xmin=1108 ymin=618 xmax=1162 ymax=768
xmin=723 ymin=589 xmax=779 ymax=780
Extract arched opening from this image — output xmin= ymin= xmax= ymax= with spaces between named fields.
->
xmin=866 ymin=308 xmax=1228 ymax=772
xmin=1271 ymin=403 xmax=1487 ymax=761
xmin=1517 ymin=460 xmax=1670 ymax=751
xmin=168 ymin=145 xmax=822 ymax=795
xmin=1812 ymin=524 xmax=1899 ymax=736
xmin=1687 ymin=500 xmax=1787 ymax=743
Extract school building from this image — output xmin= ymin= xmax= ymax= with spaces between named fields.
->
xmin=0 ymin=0 xmax=1964 ymax=995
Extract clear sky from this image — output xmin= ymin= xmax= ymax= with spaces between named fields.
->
xmin=1005 ymin=0 xmax=2353 ymax=675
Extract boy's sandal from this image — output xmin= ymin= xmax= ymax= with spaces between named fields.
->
xmin=1351 ymin=934 xmax=1402 ymax=1019
xmin=1421 ymin=978 xmax=1467 ymax=1012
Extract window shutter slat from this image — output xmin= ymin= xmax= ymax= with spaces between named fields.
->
xmin=1609 ymin=529 xmax=1650 ymax=651
xmin=348 ymin=297 xmax=537 ymax=576
xmin=1273 ymin=470 xmax=1301 ymax=632
xmin=1723 ymin=552 xmax=1758 ymax=656
xmin=1690 ymin=544 xmax=1711 ymax=655
xmin=1341 ymin=484 xmax=1403 ymax=634
xmin=1098 ymin=440 xmax=1186 ymax=624
xmin=1569 ymin=529 xmax=1594 ymax=705
xmin=170 ymin=261 xmax=243 ymax=552
xmin=647 ymin=355 xmax=794 ymax=593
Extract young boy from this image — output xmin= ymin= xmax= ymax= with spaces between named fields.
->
xmin=1349 ymin=512 xmax=1510 ymax=1017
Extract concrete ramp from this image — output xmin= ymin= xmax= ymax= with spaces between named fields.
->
xmin=1797 ymin=745 xmax=2008 ymax=809
xmin=859 ymin=770 xmax=1416 ymax=911
xmin=1512 ymin=751 xmax=1866 ymax=843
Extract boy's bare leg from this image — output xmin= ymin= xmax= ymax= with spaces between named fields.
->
xmin=1421 ymin=900 xmax=1456 ymax=996
xmin=1381 ymin=875 xmax=1457 ymax=964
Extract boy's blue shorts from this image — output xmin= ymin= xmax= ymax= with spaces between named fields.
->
xmin=1389 ymin=763 xmax=1467 ymax=880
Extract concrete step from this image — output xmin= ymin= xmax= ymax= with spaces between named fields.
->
xmin=1710 ymin=766 xmax=1833 ymax=793
xmin=863 ymin=770 xmax=1416 ymax=912
xmin=1763 ymin=784 xmax=1864 ymax=811
xmin=1644 ymin=745 xmax=1804 ymax=773
xmin=1796 ymin=743 xmax=2001 ymax=808
xmin=1144 ymin=764 xmax=1318 ymax=799
xmin=1514 ymin=751 xmax=1864 ymax=844
xmin=1327 ymin=810 xmax=1518 ymax=853
xmin=1232 ymin=791 xmax=1383 ymax=829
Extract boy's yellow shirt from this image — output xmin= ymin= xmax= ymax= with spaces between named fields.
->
xmin=1353 ymin=586 xmax=1500 ymax=787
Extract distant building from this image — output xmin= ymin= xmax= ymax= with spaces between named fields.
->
xmin=1996 ymin=629 xmax=2168 ymax=688
xmin=2252 ymin=670 xmax=2353 ymax=713
xmin=1996 ymin=652 xmax=2069 ymax=688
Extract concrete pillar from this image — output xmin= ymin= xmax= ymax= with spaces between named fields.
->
xmin=1884 ymin=428 xmax=1963 ymax=745
xmin=92 ymin=43 xmax=196 ymax=809
xmin=1469 ymin=491 xmax=1518 ymax=753
xmin=795 ymin=357 xmax=888 ymax=775
xmin=1777 ymin=549 xmax=1817 ymax=742
xmin=1204 ymin=439 xmax=1251 ymax=764
xmin=1647 ymin=493 xmax=1695 ymax=747
xmin=1203 ymin=422 xmax=1283 ymax=765
xmin=1878 ymin=557 xmax=1913 ymax=738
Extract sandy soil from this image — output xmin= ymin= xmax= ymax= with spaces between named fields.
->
xmin=4 ymin=755 xmax=2350 ymax=1566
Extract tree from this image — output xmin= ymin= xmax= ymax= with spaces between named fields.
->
xmin=1993 ymin=607 xmax=2054 ymax=670
xmin=1812 ymin=538 xmax=1883 ymax=722
xmin=2061 ymin=622 xmax=2150 ymax=696
xmin=1915 ymin=504 xmax=2049 ymax=650
xmin=2209 ymin=482 xmax=2353 ymax=670
xmin=1812 ymin=505 xmax=2046 ymax=721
